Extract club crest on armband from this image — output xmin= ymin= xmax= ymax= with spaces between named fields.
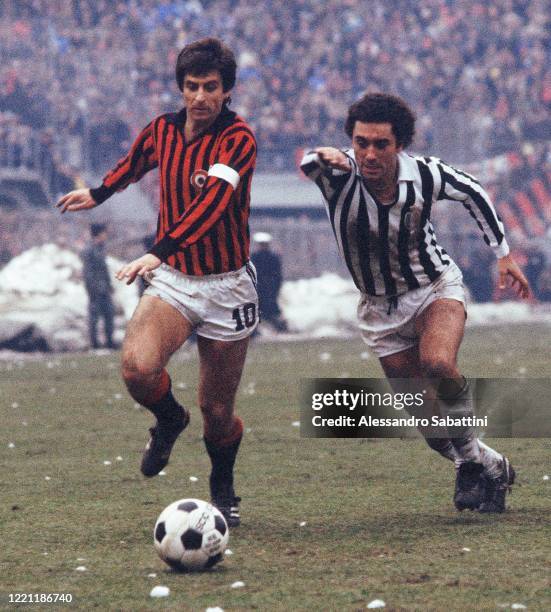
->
xmin=191 ymin=169 xmax=208 ymax=191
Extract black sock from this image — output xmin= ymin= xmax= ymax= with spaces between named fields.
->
xmin=204 ymin=435 xmax=242 ymax=494
xmin=148 ymin=388 xmax=186 ymax=425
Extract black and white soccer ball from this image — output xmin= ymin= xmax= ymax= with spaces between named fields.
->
xmin=154 ymin=498 xmax=229 ymax=571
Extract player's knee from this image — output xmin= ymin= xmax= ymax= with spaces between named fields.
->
xmin=121 ymin=349 xmax=162 ymax=388
xmin=420 ymin=355 xmax=455 ymax=380
xmin=200 ymin=402 xmax=232 ymax=435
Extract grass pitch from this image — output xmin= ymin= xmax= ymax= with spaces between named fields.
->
xmin=1 ymin=324 xmax=550 ymax=611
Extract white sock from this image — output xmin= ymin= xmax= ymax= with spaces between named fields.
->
xmin=424 ymin=436 xmax=460 ymax=463
xmin=452 ymin=436 xmax=482 ymax=463
xmin=478 ymin=440 xmax=503 ymax=478
xmin=438 ymin=379 xmax=482 ymax=463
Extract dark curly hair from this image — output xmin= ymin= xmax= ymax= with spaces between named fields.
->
xmin=345 ymin=93 xmax=416 ymax=148
xmin=175 ymin=37 xmax=236 ymax=92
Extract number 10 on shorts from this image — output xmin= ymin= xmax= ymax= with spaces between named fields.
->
xmin=232 ymin=303 xmax=257 ymax=331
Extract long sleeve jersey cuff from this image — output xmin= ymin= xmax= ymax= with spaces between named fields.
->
xmin=316 ymin=151 xmax=353 ymax=176
xmin=89 ymin=184 xmax=116 ymax=204
xmin=494 ymin=239 xmax=510 ymax=258
xmin=148 ymin=235 xmax=180 ymax=261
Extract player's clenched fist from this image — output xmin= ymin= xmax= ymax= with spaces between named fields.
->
xmin=116 ymin=253 xmax=162 ymax=285
xmin=315 ymin=147 xmax=351 ymax=172
xmin=56 ymin=188 xmax=97 ymax=214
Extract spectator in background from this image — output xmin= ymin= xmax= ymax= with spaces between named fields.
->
xmin=537 ymin=267 xmax=551 ymax=302
xmin=2 ymin=0 xmax=550 ymax=273
xmin=0 ymin=241 xmax=13 ymax=267
xmin=252 ymin=232 xmax=288 ymax=332
xmin=2 ymin=0 xmax=550 ymax=172
xmin=524 ymin=244 xmax=546 ymax=300
xmin=88 ymin=113 xmax=131 ymax=173
xmin=459 ymin=245 xmax=495 ymax=303
xmin=81 ymin=222 xmax=117 ymax=350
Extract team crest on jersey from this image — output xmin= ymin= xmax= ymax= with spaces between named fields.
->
xmin=191 ymin=169 xmax=208 ymax=191
xmin=404 ymin=209 xmax=421 ymax=232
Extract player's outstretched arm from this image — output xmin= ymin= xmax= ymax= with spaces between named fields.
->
xmin=56 ymin=188 xmax=97 ymax=214
xmin=497 ymin=254 xmax=531 ymax=299
xmin=116 ymin=253 xmax=162 ymax=285
xmin=315 ymin=147 xmax=352 ymax=172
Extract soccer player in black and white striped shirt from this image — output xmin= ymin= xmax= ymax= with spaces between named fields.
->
xmin=301 ymin=93 xmax=530 ymax=513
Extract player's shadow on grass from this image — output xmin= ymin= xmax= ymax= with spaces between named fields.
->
xmin=348 ymin=508 xmax=543 ymax=538
xmin=247 ymin=507 xmax=540 ymax=546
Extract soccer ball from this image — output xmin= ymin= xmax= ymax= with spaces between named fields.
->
xmin=154 ymin=498 xmax=229 ymax=571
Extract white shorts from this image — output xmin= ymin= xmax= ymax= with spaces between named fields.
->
xmin=144 ymin=262 xmax=259 ymax=341
xmin=358 ymin=263 xmax=466 ymax=358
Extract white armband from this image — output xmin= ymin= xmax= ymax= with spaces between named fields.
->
xmin=208 ymin=163 xmax=240 ymax=189
xmin=300 ymin=151 xmax=319 ymax=167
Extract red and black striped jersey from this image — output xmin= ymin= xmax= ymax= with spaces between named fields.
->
xmin=90 ymin=107 xmax=256 ymax=276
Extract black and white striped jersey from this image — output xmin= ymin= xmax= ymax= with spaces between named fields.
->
xmin=300 ymin=149 xmax=509 ymax=297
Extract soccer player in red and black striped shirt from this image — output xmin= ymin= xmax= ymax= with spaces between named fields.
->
xmin=57 ymin=38 xmax=257 ymax=526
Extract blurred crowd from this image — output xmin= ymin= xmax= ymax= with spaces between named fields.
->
xmin=0 ymin=0 xmax=550 ymax=300
xmin=1 ymin=0 xmax=549 ymax=170
xmin=0 ymin=111 xmax=78 ymax=200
